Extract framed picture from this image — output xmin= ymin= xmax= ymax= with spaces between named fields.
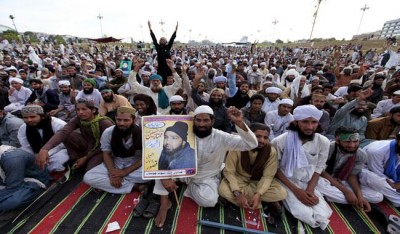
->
xmin=142 ymin=115 xmax=197 ymax=179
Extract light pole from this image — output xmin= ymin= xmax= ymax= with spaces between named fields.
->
xmin=9 ymin=15 xmax=18 ymax=33
xmin=309 ymin=0 xmax=322 ymax=41
xmin=159 ymin=20 xmax=165 ymax=36
xmin=272 ymin=19 xmax=279 ymax=43
xmin=139 ymin=24 xmax=144 ymax=42
xmin=357 ymin=4 xmax=369 ymax=35
xmin=97 ymin=14 xmax=103 ymax=37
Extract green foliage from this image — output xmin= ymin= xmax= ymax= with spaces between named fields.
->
xmin=24 ymin=31 xmax=39 ymax=43
xmin=275 ymin=39 xmax=283 ymax=44
xmin=54 ymin=35 xmax=66 ymax=44
xmin=0 ymin=30 xmax=20 ymax=41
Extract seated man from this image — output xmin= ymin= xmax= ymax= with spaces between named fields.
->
xmin=318 ymin=127 xmax=383 ymax=211
xmin=363 ymin=134 xmax=400 ymax=207
xmin=158 ymin=121 xmax=195 ymax=170
xmin=219 ymin=123 xmax=287 ymax=214
xmin=265 ymin=99 xmax=294 ymax=140
xmin=48 ymin=80 xmax=77 ymax=122
xmin=271 ymin=105 xmax=332 ymax=230
xmin=0 ymin=145 xmax=50 ymax=214
xmin=98 ymin=87 xmax=131 ymax=119
xmin=37 ymin=98 xmax=114 ymax=171
xmin=25 ymin=79 xmax=60 ymax=113
xmin=83 ymin=106 xmax=147 ymax=194
xmin=366 ymin=106 xmax=400 ymax=140
xmin=0 ymin=105 xmax=24 ymax=147
xmin=18 ymin=105 xmax=69 ymax=172
xmin=153 ymin=105 xmax=258 ymax=227
xmin=4 ymin=77 xmax=32 ymax=115
xmin=241 ymin=94 xmax=266 ymax=126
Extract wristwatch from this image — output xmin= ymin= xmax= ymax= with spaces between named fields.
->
xmin=233 ymin=190 xmax=242 ymax=197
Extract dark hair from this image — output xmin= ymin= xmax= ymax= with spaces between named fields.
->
xmin=347 ymin=84 xmax=362 ymax=93
xmin=250 ymin=123 xmax=270 ymax=133
xmin=334 ymin=126 xmax=358 ymax=137
xmin=133 ymin=94 xmax=157 ymax=115
xmin=29 ymin=78 xmax=43 ymax=84
xmin=311 ymin=85 xmax=323 ymax=93
xmin=239 ymin=80 xmax=250 ymax=87
xmin=323 ymin=83 xmax=333 ymax=89
xmin=390 ymin=106 xmax=400 ymax=114
xmin=250 ymin=94 xmax=265 ymax=104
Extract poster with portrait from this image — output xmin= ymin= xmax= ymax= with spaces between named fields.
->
xmin=119 ymin=60 xmax=132 ymax=77
xmin=142 ymin=115 xmax=197 ymax=179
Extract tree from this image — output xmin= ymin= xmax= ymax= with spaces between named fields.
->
xmin=54 ymin=35 xmax=66 ymax=44
xmin=275 ymin=39 xmax=283 ymax=44
xmin=24 ymin=31 xmax=39 ymax=43
xmin=0 ymin=30 xmax=19 ymax=42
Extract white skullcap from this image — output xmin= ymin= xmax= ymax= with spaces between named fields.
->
xmin=59 ymin=80 xmax=71 ymax=86
xmin=10 ymin=77 xmax=23 ymax=84
xmin=393 ymin=90 xmax=400 ymax=95
xmin=145 ymin=62 xmax=150 ymax=66
xmin=265 ymin=74 xmax=273 ymax=79
xmin=293 ymin=105 xmax=322 ymax=121
xmin=169 ymin=95 xmax=184 ymax=103
xmin=252 ymin=64 xmax=258 ymax=67
xmin=5 ymin=66 xmax=18 ymax=72
xmin=260 ymin=62 xmax=266 ymax=66
xmin=194 ymin=105 xmax=214 ymax=116
xmin=265 ymin=87 xmax=282 ymax=94
xmin=141 ymin=71 xmax=151 ymax=76
xmin=270 ymin=67 xmax=277 ymax=70
xmin=317 ymin=70 xmax=323 ymax=74
xmin=280 ymin=98 xmax=294 ymax=106
xmin=343 ymin=66 xmax=353 ymax=71
xmin=262 ymin=81 xmax=273 ymax=86
xmin=214 ymin=76 xmax=227 ymax=83
xmin=286 ymin=69 xmax=298 ymax=77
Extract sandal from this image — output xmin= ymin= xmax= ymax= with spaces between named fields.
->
xmin=143 ymin=196 xmax=160 ymax=218
xmin=132 ymin=197 xmax=149 ymax=217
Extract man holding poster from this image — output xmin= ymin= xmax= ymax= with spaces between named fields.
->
xmin=153 ymin=105 xmax=258 ymax=228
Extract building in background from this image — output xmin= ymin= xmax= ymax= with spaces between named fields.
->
xmin=380 ymin=18 xmax=400 ymax=39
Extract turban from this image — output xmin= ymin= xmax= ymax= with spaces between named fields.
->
xmin=214 ymin=76 xmax=227 ymax=83
xmin=83 ymin=78 xmax=96 ymax=87
xmin=58 ymin=80 xmax=71 ymax=86
xmin=10 ymin=78 xmax=24 ymax=84
xmin=141 ymin=71 xmax=151 ymax=76
xmin=279 ymin=99 xmax=294 ymax=106
xmin=149 ymin=74 xmax=163 ymax=81
xmin=293 ymin=105 xmax=322 ymax=121
xmin=165 ymin=121 xmax=188 ymax=141
xmin=265 ymin=87 xmax=282 ymax=94
xmin=194 ymin=105 xmax=214 ymax=116
xmin=21 ymin=105 xmax=44 ymax=116
xmin=285 ymin=69 xmax=298 ymax=77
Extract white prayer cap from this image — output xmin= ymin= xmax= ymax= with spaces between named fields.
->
xmin=343 ymin=66 xmax=353 ymax=71
xmin=270 ymin=67 xmax=277 ymax=70
xmin=393 ymin=90 xmax=400 ymax=96
xmin=214 ymin=76 xmax=227 ymax=83
xmin=279 ymin=98 xmax=294 ymax=106
xmin=5 ymin=66 xmax=18 ymax=72
xmin=262 ymin=81 xmax=273 ymax=86
xmin=194 ymin=105 xmax=214 ymax=116
xmin=285 ymin=69 xmax=298 ymax=77
xmin=265 ymin=74 xmax=273 ymax=79
xmin=293 ymin=105 xmax=322 ymax=121
xmin=265 ymin=87 xmax=282 ymax=94
xmin=288 ymin=64 xmax=296 ymax=68
xmin=10 ymin=77 xmax=23 ymax=84
xmin=169 ymin=95 xmax=184 ymax=103
xmin=317 ymin=70 xmax=323 ymax=74
xmin=115 ymin=68 xmax=123 ymax=72
xmin=145 ymin=62 xmax=150 ymax=66
xmin=260 ymin=62 xmax=266 ymax=66
xmin=141 ymin=71 xmax=151 ymax=76
xmin=58 ymin=80 xmax=71 ymax=86
xmin=252 ymin=64 xmax=258 ymax=67
xmin=206 ymin=62 xmax=212 ymax=66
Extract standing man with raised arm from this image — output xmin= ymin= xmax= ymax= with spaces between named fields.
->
xmin=148 ymin=20 xmax=178 ymax=86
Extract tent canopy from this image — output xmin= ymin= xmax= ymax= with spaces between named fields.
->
xmin=87 ymin=37 xmax=122 ymax=43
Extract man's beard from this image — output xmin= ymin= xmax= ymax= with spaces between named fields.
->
xmin=286 ymin=77 xmax=294 ymax=82
xmin=337 ymin=143 xmax=358 ymax=154
xmin=103 ymin=95 xmax=114 ymax=103
xmin=163 ymin=145 xmax=183 ymax=155
xmin=390 ymin=118 xmax=400 ymax=126
xmin=170 ymin=108 xmax=183 ymax=114
xmin=240 ymin=89 xmax=248 ymax=95
xmin=62 ymin=90 xmax=71 ymax=95
xmin=117 ymin=125 xmax=133 ymax=138
xmin=151 ymin=85 xmax=162 ymax=93
xmin=209 ymin=99 xmax=223 ymax=107
xmin=297 ymin=128 xmax=315 ymax=141
xmin=193 ymin=125 xmax=212 ymax=138
xmin=83 ymin=87 xmax=94 ymax=94
xmin=351 ymin=109 xmax=365 ymax=117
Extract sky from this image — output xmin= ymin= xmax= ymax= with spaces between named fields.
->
xmin=0 ymin=0 xmax=399 ymax=44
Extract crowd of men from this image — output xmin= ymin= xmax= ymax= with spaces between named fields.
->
xmin=1 ymin=24 xmax=400 ymax=230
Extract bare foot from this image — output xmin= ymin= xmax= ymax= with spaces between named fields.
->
xmin=154 ymin=195 xmax=172 ymax=228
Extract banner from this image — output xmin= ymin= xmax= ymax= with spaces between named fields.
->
xmin=142 ymin=115 xmax=196 ymax=179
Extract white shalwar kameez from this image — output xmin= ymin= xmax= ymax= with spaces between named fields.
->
xmin=264 ymin=110 xmax=294 ymax=140
xmin=271 ymin=132 xmax=332 ymax=229
xmin=18 ymin=117 xmax=68 ymax=172
xmin=83 ymin=126 xmax=146 ymax=194
xmin=363 ymin=140 xmax=400 ymax=207
xmin=153 ymin=125 xmax=258 ymax=207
